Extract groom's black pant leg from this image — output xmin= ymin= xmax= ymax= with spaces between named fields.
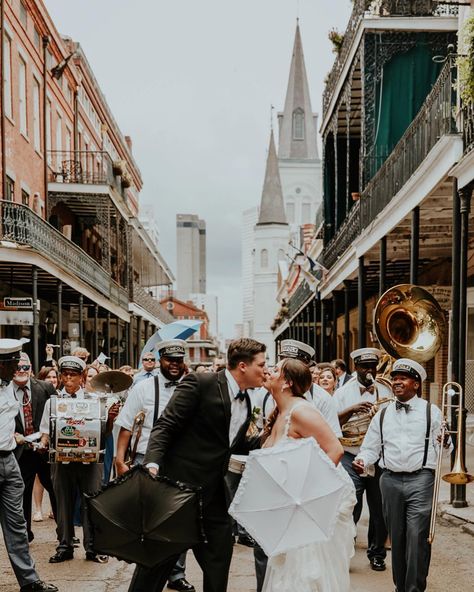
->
xmin=128 ymin=556 xmax=178 ymax=592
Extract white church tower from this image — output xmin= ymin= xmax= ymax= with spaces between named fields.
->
xmin=278 ymin=22 xmax=322 ymax=245
xmin=253 ymin=130 xmax=289 ymax=361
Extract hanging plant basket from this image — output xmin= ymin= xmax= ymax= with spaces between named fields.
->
xmin=458 ymin=14 xmax=474 ymax=105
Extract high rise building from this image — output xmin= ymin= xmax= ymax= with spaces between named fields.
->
xmin=176 ymin=214 xmax=206 ymax=299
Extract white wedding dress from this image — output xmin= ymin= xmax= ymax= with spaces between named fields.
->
xmin=261 ymin=401 xmax=356 ymax=592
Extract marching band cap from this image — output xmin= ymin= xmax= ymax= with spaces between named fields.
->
xmin=0 ymin=338 xmax=25 ymax=360
xmin=390 ymin=358 xmax=427 ymax=382
xmin=279 ymin=339 xmax=315 ymax=364
xmin=58 ymin=356 xmax=86 ymax=373
xmin=350 ymin=347 xmax=382 ymax=365
xmin=156 ymin=339 xmax=187 ymax=358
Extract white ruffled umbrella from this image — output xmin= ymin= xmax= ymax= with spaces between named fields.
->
xmin=229 ymin=437 xmax=347 ymax=557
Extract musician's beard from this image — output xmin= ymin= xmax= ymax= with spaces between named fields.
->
xmin=160 ymin=365 xmax=185 ymax=382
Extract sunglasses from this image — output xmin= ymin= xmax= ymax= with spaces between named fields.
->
xmin=143 ymin=358 xmax=155 ymax=362
xmin=17 ymin=365 xmax=31 ymax=371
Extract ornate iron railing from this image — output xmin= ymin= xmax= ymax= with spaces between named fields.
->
xmin=360 ymin=59 xmax=456 ymax=228
xmin=323 ymin=0 xmax=458 ymax=117
xmin=288 ymin=280 xmax=313 ymax=318
xmin=132 ymin=282 xmax=174 ymax=324
xmin=318 ymin=201 xmax=361 ymax=269
xmin=0 ymin=201 xmax=128 ymax=308
xmin=462 ymin=101 xmax=474 ymax=155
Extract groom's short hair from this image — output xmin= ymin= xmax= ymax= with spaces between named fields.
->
xmin=227 ymin=338 xmax=266 ymax=370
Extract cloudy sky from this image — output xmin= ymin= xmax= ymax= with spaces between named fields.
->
xmin=45 ymin=0 xmax=351 ymax=338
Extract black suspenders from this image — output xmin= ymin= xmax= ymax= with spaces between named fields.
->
xmin=152 ymin=375 xmax=160 ymax=426
xmin=379 ymin=401 xmax=431 ymax=468
xmin=263 ymin=391 xmax=271 ymax=419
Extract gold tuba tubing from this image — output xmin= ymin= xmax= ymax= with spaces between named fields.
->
xmin=428 ymin=382 xmax=473 ymax=544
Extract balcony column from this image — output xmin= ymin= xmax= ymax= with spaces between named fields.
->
xmin=452 ymin=182 xmax=473 ymax=508
xmin=106 ymin=312 xmax=111 ymax=360
xmin=128 ymin=315 xmax=134 ymax=367
xmin=78 ymin=295 xmax=84 ymax=347
xmin=144 ymin=320 xmax=150 ymax=344
xmin=116 ymin=317 xmax=121 ymax=368
xmin=32 ymin=267 xmax=39 ymax=374
xmin=94 ymin=305 xmax=99 ymax=360
xmin=135 ymin=316 xmax=143 ymax=367
xmin=379 ymin=236 xmax=387 ymax=297
xmin=358 ymin=256 xmax=366 ymax=348
xmin=332 ymin=293 xmax=338 ymax=359
xmin=57 ymin=281 xmax=63 ymax=357
xmin=320 ymin=299 xmax=327 ymax=362
xmin=410 ymin=206 xmax=420 ymax=285
xmin=305 ymin=303 xmax=310 ymax=346
xmin=344 ymin=280 xmax=351 ymax=368
xmin=124 ymin=321 xmax=129 ymax=366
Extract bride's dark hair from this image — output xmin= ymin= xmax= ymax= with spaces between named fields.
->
xmin=260 ymin=358 xmax=312 ymax=444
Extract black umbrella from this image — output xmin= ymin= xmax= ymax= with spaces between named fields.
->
xmin=86 ymin=465 xmax=204 ymax=568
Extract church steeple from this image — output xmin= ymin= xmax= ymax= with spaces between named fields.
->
xmin=278 ymin=22 xmax=318 ymax=160
xmin=257 ymin=130 xmax=287 ymax=226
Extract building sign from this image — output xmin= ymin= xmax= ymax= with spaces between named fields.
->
xmin=0 ymin=297 xmax=35 ymax=325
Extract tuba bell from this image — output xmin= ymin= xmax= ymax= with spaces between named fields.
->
xmin=374 ymin=284 xmax=446 ymax=363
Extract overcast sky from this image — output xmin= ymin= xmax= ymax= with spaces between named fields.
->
xmin=45 ymin=0 xmax=351 ymax=339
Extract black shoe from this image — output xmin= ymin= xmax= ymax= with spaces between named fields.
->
xmin=49 ymin=550 xmax=74 ymax=563
xmin=21 ymin=581 xmax=59 ymax=591
xmin=370 ymin=557 xmax=386 ymax=571
xmin=237 ymin=533 xmax=256 ymax=547
xmin=167 ymin=579 xmax=195 ymax=592
xmin=28 ymin=531 xmax=35 ymax=543
xmin=85 ymin=552 xmax=109 ymax=564
xmin=72 ymin=536 xmax=80 ymax=547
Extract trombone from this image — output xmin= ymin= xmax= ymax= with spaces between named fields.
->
xmin=428 ymin=382 xmax=473 ymax=544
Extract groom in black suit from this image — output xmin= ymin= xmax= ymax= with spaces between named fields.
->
xmin=128 ymin=338 xmax=268 ymax=592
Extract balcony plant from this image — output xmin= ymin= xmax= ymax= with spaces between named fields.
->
xmin=458 ymin=14 xmax=474 ymax=105
xmin=328 ymin=28 xmax=344 ymax=54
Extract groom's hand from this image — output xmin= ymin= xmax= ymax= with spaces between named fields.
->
xmin=146 ymin=463 xmax=159 ymax=477
xmin=352 ymin=458 xmax=365 ymax=474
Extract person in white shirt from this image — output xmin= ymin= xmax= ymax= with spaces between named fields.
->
xmin=353 ymin=358 xmax=451 ymax=592
xmin=332 ymin=358 xmax=351 ymax=389
xmin=115 ymin=340 xmax=194 ymax=592
xmin=39 ymin=356 xmax=116 ymax=565
xmin=132 ymin=351 xmax=159 ymax=384
xmin=0 ymin=339 xmax=58 ymax=592
xmin=333 ymin=347 xmax=392 ymax=572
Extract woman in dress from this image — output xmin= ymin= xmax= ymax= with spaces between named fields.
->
xmin=316 ymin=363 xmax=338 ymax=396
xmin=260 ymin=358 xmax=356 ymax=592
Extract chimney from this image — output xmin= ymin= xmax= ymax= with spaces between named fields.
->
xmin=125 ymin=135 xmax=133 ymax=153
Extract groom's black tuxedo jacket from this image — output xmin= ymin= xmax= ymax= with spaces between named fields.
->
xmin=144 ymin=369 xmax=252 ymax=507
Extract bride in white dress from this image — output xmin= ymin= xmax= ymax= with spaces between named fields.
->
xmin=259 ymin=358 xmax=356 ymax=592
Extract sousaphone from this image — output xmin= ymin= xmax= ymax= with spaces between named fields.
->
xmin=374 ymin=284 xmax=446 ymax=363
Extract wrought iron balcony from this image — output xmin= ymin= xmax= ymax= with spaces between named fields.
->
xmin=47 ymin=150 xmax=127 ymax=195
xmin=462 ymin=101 xmax=474 ymax=155
xmin=132 ymin=282 xmax=174 ymax=324
xmin=360 ymin=59 xmax=456 ymax=228
xmin=318 ymin=201 xmax=361 ymax=270
xmin=288 ymin=281 xmax=314 ymax=319
xmin=322 ymin=0 xmax=458 ymax=117
xmin=0 ymin=201 xmax=128 ymax=308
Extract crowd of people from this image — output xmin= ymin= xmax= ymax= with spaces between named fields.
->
xmin=0 ymin=335 xmax=452 ymax=592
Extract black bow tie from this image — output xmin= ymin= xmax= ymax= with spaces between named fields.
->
xmin=165 ymin=381 xmax=180 ymax=388
xmin=396 ymin=400 xmax=410 ymax=413
xmin=235 ymin=390 xmax=247 ymax=402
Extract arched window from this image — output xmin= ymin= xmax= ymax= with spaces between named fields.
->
xmin=260 ymin=249 xmax=269 ymax=268
xmin=292 ymin=108 xmax=305 ymax=140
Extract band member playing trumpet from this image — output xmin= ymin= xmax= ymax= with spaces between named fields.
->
xmin=115 ymin=340 xmax=195 ymax=592
xmin=333 ymin=347 xmax=392 ymax=572
xmin=353 ymin=358 xmax=452 ymax=592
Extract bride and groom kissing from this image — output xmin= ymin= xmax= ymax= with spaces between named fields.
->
xmin=129 ymin=337 xmax=354 ymax=592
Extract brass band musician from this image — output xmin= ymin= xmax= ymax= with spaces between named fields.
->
xmin=333 ymin=347 xmax=391 ymax=572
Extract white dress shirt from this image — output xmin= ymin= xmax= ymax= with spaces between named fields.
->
xmin=356 ymin=396 xmax=451 ymax=472
xmin=225 ymin=369 xmax=250 ymax=445
xmin=0 ymin=383 xmax=20 ymax=451
xmin=40 ymin=386 xmax=86 ymax=435
xmin=115 ymin=371 xmax=180 ymax=455
xmin=132 ymin=368 xmax=158 ymax=385
xmin=333 ymin=377 xmax=392 ymax=454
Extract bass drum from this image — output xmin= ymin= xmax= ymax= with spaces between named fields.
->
xmin=49 ymin=395 xmax=107 ymax=464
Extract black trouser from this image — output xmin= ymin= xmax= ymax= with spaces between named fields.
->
xmin=341 ymin=451 xmax=387 ymax=560
xmin=18 ymin=448 xmax=57 ymax=538
xmin=52 ymin=462 xmax=102 ymax=553
xmin=380 ymin=469 xmax=434 ymax=592
xmin=128 ymin=490 xmax=233 ymax=592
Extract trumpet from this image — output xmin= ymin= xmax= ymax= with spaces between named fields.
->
xmin=124 ymin=410 xmax=146 ymax=467
xmin=428 ymin=382 xmax=473 ymax=544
